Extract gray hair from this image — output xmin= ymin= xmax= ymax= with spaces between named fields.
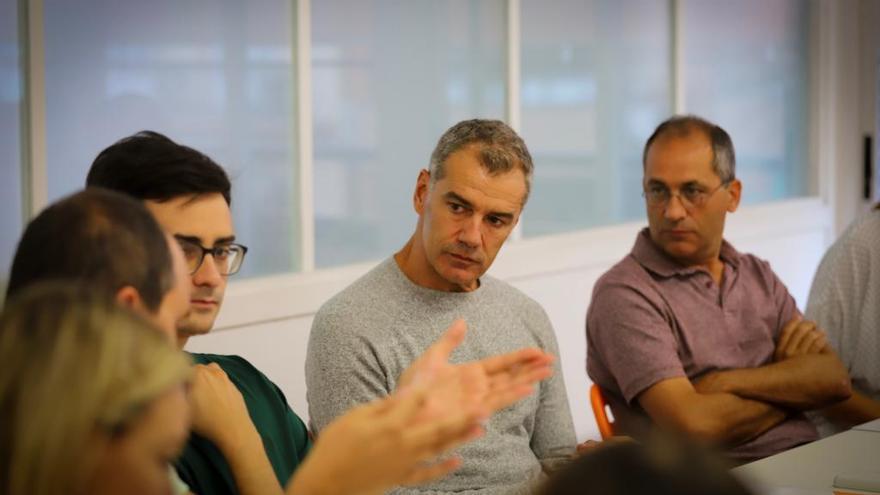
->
xmin=642 ymin=115 xmax=736 ymax=183
xmin=429 ymin=119 xmax=534 ymax=201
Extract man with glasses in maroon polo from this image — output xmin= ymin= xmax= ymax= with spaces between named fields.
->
xmin=586 ymin=115 xmax=852 ymax=462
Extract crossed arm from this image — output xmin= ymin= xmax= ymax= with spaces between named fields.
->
xmin=638 ymin=317 xmax=852 ymax=447
xmin=638 ymin=377 xmax=788 ymax=446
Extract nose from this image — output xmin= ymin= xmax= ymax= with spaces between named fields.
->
xmin=663 ymin=193 xmax=688 ymax=222
xmin=457 ymin=216 xmax=482 ymax=248
xmin=193 ymin=253 xmax=223 ymax=287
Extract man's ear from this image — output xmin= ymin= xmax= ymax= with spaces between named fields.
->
xmin=414 ymin=169 xmax=431 ymax=215
xmin=115 ymin=286 xmax=146 ymax=312
xmin=726 ymin=179 xmax=742 ymax=213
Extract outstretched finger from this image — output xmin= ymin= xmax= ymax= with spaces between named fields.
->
xmin=428 ymin=319 xmax=468 ymax=362
xmin=400 ymin=320 xmax=469 ymax=389
xmin=479 ymin=348 xmax=553 ymax=376
xmin=488 ymin=359 xmax=554 ymax=390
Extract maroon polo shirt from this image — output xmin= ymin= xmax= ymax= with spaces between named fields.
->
xmin=586 ymin=228 xmax=818 ymax=461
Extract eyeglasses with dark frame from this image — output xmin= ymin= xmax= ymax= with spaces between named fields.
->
xmin=642 ymin=180 xmax=731 ymax=211
xmin=174 ymin=236 xmax=248 ymax=276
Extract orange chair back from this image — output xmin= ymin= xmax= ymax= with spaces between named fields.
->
xmin=589 ymin=384 xmax=615 ymax=440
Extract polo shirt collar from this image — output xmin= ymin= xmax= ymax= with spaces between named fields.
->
xmin=630 ymin=227 xmax=741 ymax=278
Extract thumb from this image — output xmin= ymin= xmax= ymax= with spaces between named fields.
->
xmin=429 ymin=319 xmax=467 ymax=362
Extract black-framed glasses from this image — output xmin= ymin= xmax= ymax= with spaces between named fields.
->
xmin=642 ymin=181 xmax=730 ymax=211
xmin=174 ymin=236 xmax=248 ymax=276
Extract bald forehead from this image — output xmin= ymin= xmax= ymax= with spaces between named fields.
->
xmin=647 ymin=126 xmax=711 ymax=157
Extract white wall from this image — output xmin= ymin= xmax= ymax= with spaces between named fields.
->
xmin=816 ymin=0 xmax=879 ymax=233
xmin=187 ymin=198 xmax=832 ymax=442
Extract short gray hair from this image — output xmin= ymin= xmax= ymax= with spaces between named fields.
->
xmin=429 ymin=119 xmax=534 ymax=201
xmin=642 ymin=115 xmax=736 ymax=183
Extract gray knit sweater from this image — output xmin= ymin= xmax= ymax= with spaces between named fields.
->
xmin=305 ymin=258 xmax=576 ymax=495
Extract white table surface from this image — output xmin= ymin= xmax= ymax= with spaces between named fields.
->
xmin=853 ymin=418 xmax=880 ymax=433
xmin=732 ymin=429 xmax=880 ymax=494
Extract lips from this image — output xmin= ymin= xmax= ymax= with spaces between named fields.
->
xmin=190 ymin=299 xmax=217 ymax=306
xmin=448 ymin=253 xmax=478 ymax=264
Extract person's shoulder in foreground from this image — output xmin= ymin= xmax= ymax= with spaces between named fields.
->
xmin=177 ymin=353 xmax=310 ymax=495
xmin=539 ymin=432 xmax=754 ymax=495
xmin=586 ymin=115 xmax=850 ymax=462
xmin=806 ymin=206 xmax=880 ymax=436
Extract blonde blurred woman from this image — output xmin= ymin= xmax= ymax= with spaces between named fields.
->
xmin=0 ymin=282 xmax=192 ymax=495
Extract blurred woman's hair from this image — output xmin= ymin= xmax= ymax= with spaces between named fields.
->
xmin=0 ymin=282 xmax=191 ymax=495
xmin=540 ymin=433 xmax=753 ymax=495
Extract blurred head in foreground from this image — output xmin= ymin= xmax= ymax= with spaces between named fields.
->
xmin=5 ymin=188 xmax=190 ymax=344
xmin=0 ymin=283 xmax=192 ymax=495
xmin=539 ymin=433 xmax=753 ymax=495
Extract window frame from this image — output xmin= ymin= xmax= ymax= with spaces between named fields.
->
xmin=14 ymin=0 xmax=837 ymax=331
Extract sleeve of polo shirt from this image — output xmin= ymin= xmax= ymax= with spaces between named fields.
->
xmin=587 ymin=280 xmax=686 ymax=404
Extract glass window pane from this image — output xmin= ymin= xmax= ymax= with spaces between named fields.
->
xmin=312 ymin=0 xmax=507 ymax=267
xmin=43 ymin=0 xmax=298 ymax=278
xmin=520 ymin=0 xmax=672 ymax=236
xmin=0 ymin=0 xmax=22 ymax=293
xmin=684 ymin=0 xmax=810 ymax=203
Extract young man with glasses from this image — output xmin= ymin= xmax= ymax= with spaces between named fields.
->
xmin=86 ymin=132 xmax=309 ymax=495
xmin=585 ymin=115 xmax=852 ymax=462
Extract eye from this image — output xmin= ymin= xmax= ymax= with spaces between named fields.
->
xmin=681 ymin=185 xmax=705 ymax=202
xmin=177 ymin=242 xmax=201 ymax=260
xmin=486 ymin=215 xmax=506 ymax=228
xmin=448 ymin=202 xmax=466 ymax=214
xmin=212 ymin=246 xmax=232 ymax=260
xmin=645 ymin=184 xmax=668 ymax=201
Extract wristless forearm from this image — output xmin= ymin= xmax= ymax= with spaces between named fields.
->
xmin=716 ymin=356 xmax=851 ymax=409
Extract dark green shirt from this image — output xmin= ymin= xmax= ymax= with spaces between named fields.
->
xmin=175 ymin=353 xmax=311 ymax=495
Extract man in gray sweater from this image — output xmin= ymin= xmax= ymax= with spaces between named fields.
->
xmin=306 ymin=119 xmax=577 ymax=494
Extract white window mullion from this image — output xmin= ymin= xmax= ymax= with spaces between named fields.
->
xmin=672 ymin=0 xmax=686 ymax=114
xmin=507 ymin=0 xmax=524 ymax=242
xmin=22 ymin=0 xmax=48 ymax=219
xmin=294 ymin=0 xmax=315 ymax=272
